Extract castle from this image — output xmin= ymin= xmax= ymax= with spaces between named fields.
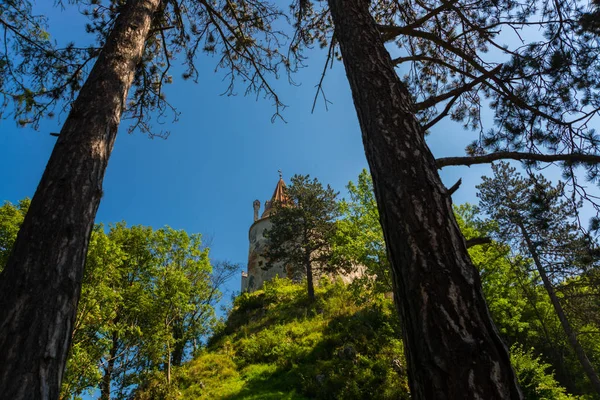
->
xmin=241 ymin=174 xmax=291 ymax=292
xmin=241 ymin=173 xmax=364 ymax=293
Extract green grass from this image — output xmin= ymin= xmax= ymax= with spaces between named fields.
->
xmin=135 ymin=276 xmax=578 ymax=400
xmin=174 ymin=277 xmax=410 ymax=400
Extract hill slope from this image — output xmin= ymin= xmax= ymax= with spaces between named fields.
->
xmin=134 ymin=277 xmax=578 ymax=400
xmin=140 ymin=277 xmax=410 ymax=399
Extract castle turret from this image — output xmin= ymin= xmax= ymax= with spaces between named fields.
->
xmin=242 ymin=173 xmax=289 ymax=292
xmin=253 ymin=200 xmax=260 ymax=222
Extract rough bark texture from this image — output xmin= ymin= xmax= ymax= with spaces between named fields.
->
xmin=519 ymin=223 xmax=600 ymax=396
xmin=326 ymin=0 xmax=522 ymax=398
xmin=0 ymin=0 xmax=161 ymax=398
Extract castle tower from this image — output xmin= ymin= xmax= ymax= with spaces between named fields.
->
xmin=241 ymin=173 xmax=289 ymax=292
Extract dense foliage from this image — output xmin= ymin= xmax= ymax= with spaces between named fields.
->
xmin=0 ymin=200 xmax=234 ymax=400
xmin=477 ymin=163 xmax=600 ymax=395
xmin=336 ymin=169 xmax=391 ymax=294
xmin=336 ymin=170 xmax=600 ymax=398
xmin=138 ymin=169 xmax=599 ymax=399
xmin=265 ymin=174 xmax=347 ymax=302
xmin=456 ymin=203 xmax=600 ymax=397
xmin=4 ymin=161 xmax=599 ymax=398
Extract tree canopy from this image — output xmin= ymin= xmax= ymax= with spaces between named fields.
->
xmin=265 ymin=174 xmax=346 ymax=302
xmin=0 ymin=200 xmax=236 ymax=399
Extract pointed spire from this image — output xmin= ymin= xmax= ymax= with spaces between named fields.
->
xmin=261 ymin=171 xmax=288 ymax=218
xmin=271 ymin=175 xmax=287 ymax=204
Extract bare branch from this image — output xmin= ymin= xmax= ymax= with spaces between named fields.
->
xmin=311 ymin=35 xmax=336 ymax=113
xmin=447 ymin=178 xmax=462 ymax=195
xmin=466 ymin=237 xmax=492 ymax=248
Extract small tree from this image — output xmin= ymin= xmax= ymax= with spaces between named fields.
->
xmin=265 ymin=174 xmax=344 ymax=302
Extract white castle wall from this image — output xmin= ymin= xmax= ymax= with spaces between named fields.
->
xmin=242 ymin=217 xmax=287 ymax=292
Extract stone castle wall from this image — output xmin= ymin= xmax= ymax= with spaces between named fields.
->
xmin=242 ymin=217 xmax=287 ymax=292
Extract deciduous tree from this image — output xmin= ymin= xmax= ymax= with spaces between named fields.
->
xmin=336 ymin=169 xmax=391 ymax=293
xmin=0 ymin=202 xmax=229 ymax=398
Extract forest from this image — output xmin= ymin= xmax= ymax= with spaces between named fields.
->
xmin=1 ymin=0 xmax=600 ymax=399
xmin=2 ymin=170 xmax=600 ymax=398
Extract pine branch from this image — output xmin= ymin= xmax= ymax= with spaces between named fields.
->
xmin=377 ymin=0 xmax=460 ymax=42
xmin=415 ymin=65 xmax=502 ymax=111
xmin=437 ymin=152 xmax=600 ymax=168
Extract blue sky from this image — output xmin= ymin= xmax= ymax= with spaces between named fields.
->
xmin=0 ymin=3 xmax=518 ymax=298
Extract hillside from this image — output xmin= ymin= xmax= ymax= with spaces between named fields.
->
xmin=134 ymin=276 xmax=580 ymax=400
xmin=136 ymin=277 xmax=410 ymax=400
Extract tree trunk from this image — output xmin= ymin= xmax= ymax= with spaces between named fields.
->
xmin=100 ymin=331 xmax=119 ymax=400
xmin=326 ymin=1 xmax=522 ymax=398
xmin=305 ymin=251 xmax=315 ymax=302
xmin=171 ymin=319 xmax=185 ymax=367
xmin=0 ymin=0 xmax=161 ymax=398
xmin=518 ymin=223 xmax=600 ymax=396
xmin=166 ymin=342 xmax=171 ymax=385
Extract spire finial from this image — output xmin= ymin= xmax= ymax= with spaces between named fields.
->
xmin=278 ymin=169 xmax=282 ymax=179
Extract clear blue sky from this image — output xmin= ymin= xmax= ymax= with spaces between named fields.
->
xmin=0 ymin=3 xmax=522 ymax=298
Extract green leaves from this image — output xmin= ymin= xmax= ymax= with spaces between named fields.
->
xmin=477 ymin=163 xmax=600 ymax=394
xmin=0 ymin=199 xmax=29 ymax=269
xmin=165 ymin=278 xmax=409 ymax=400
xmin=335 ymin=169 xmax=390 ymax=293
xmin=0 ymin=200 xmax=225 ymax=398
xmin=510 ymin=345 xmax=576 ymax=400
xmin=265 ymin=174 xmax=343 ymax=301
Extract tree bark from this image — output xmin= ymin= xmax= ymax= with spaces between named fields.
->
xmin=166 ymin=342 xmax=171 ymax=385
xmin=326 ymin=0 xmax=522 ymax=398
xmin=518 ymin=223 xmax=600 ymax=396
xmin=0 ymin=0 xmax=161 ymax=398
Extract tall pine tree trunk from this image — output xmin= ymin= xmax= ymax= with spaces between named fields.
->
xmin=518 ymin=223 xmax=600 ymax=396
xmin=0 ymin=0 xmax=161 ymax=398
xmin=326 ymin=1 xmax=522 ymax=398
